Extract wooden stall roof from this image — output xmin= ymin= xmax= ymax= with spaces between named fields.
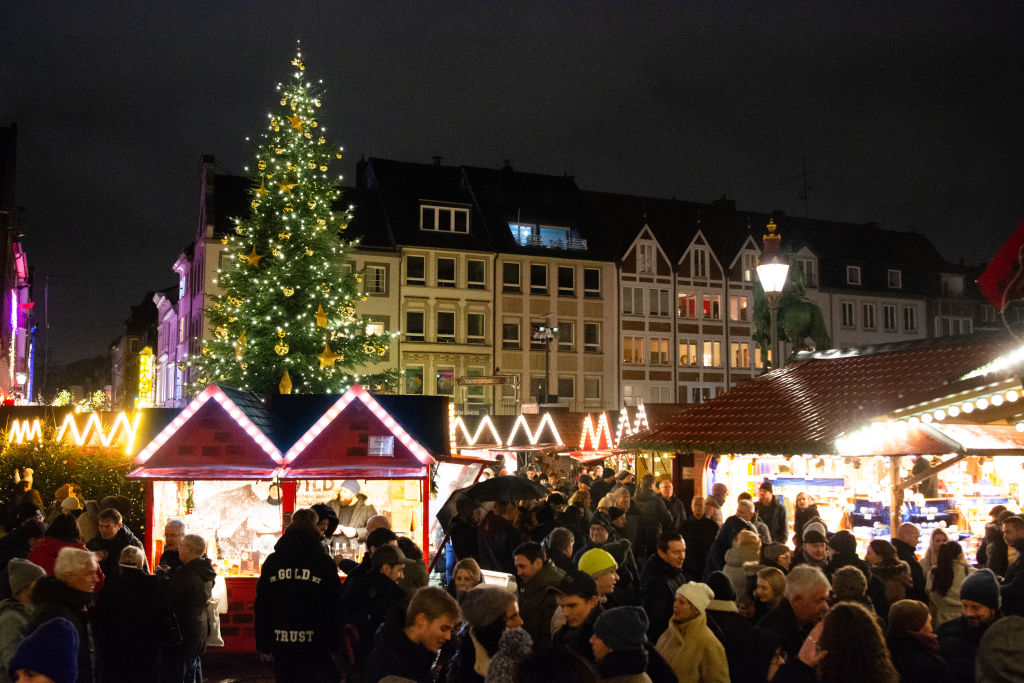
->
xmin=621 ymin=333 xmax=1024 ymax=455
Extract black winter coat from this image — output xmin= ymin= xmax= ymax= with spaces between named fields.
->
xmin=936 ymin=615 xmax=995 ymax=683
xmin=364 ymin=618 xmax=436 ymax=683
xmin=449 ymin=516 xmax=479 ymax=562
xmin=94 ymin=568 xmax=172 ymax=682
xmin=658 ymin=494 xmax=687 ymax=532
xmin=255 ymin=528 xmax=342 ymax=655
xmin=553 ymin=602 xmax=602 ymax=661
xmin=755 ymin=497 xmax=788 ymax=544
xmin=887 ymin=631 xmax=954 ymax=683
xmin=893 ymin=538 xmax=928 ymax=603
xmin=754 ymin=598 xmax=810 ymax=659
xmin=168 ymin=556 xmax=216 ymax=659
xmin=680 ymin=516 xmax=718 ymax=581
xmin=639 ymin=552 xmax=686 ymax=642
xmin=340 ymin=569 xmax=406 ymax=665
xmin=1000 ymin=538 xmax=1024 ymax=616
xmin=476 ymin=511 xmax=520 ymax=574
xmin=793 ymin=504 xmax=821 ymax=545
xmin=704 ymin=514 xmax=757 ymax=578
xmin=633 ymin=488 xmax=674 ymax=548
xmin=27 ymin=576 xmax=96 ymax=683
xmin=86 ymin=527 xmax=145 ymax=581
xmin=976 ymin=523 xmax=1007 ymax=576
xmin=573 ymin=537 xmax=639 ymax=608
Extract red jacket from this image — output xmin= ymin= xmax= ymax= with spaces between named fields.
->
xmin=28 ymin=537 xmax=105 ymax=592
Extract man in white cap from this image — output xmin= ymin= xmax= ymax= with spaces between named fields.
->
xmin=326 ymin=480 xmax=377 ymax=555
xmin=655 ymin=582 xmax=729 ymax=683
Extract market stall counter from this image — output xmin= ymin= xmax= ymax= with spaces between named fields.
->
xmin=130 ymin=384 xmax=449 ymax=651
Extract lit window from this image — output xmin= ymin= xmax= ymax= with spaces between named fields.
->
xmin=623 ymin=336 xmax=644 ymax=364
xmin=702 ymin=294 xmax=721 ymax=320
xmin=436 ymin=368 xmax=455 ymax=395
xmin=730 ymin=342 xmax=750 ymax=367
xmin=702 ymin=341 xmax=722 ymax=367
xmin=649 ymin=338 xmax=669 ymax=365
xmin=741 ymin=253 xmax=757 ymax=282
xmin=729 ymin=295 xmax=749 ymax=322
xmin=679 ymin=293 xmax=697 ymax=318
xmin=679 ymin=340 xmax=697 ymax=366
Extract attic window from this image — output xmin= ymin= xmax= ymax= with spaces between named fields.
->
xmin=846 ymin=265 xmax=862 ymax=286
xmin=887 ymin=269 xmax=902 ymax=289
xmin=421 ymin=204 xmax=469 ymax=233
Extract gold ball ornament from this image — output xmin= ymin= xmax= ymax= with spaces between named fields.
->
xmin=202 ymin=346 xmax=211 ymax=356
xmin=220 ymin=236 xmax=229 ymax=244
xmin=272 ymin=248 xmax=283 ymax=258
xmin=377 ymin=345 xmax=387 ymax=356
xmin=274 ymin=342 xmax=289 ymax=355
xmin=277 ymin=329 xmax=286 ymax=338
xmin=258 ymin=160 xmax=267 ymax=171
xmin=310 ymin=120 xmax=318 ymax=127
xmin=282 ymin=287 xmax=295 ymax=297
xmin=235 ymin=226 xmax=243 ymax=234
xmin=275 ymin=147 xmax=284 ymax=154
xmin=316 ymin=218 xmax=326 ymax=226
xmin=215 ymin=326 xmax=227 ymax=339
xmin=308 ymin=162 xmax=317 ymax=169
xmin=280 ymin=98 xmax=287 ymax=106
xmin=304 ymin=248 xmax=314 ymax=256
xmin=240 ymin=362 xmax=248 ymax=370
xmin=318 ymin=137 xmax=325 ymax=144
xmin=319 ymin=165 xmax=328 ymax=172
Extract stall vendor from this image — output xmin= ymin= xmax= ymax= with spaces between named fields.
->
xmin=325 ymin=481 xmax=378 ymax=555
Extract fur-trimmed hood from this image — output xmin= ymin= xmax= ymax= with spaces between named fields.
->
xmin=872 ymin=560 xmax=911 ymax=581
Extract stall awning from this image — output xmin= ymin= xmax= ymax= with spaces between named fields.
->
xmin=621 ymin=334 xmax=1024 ymax=455
xmin=834 ymin=422 xmax=1024 ymax=457
xmin=562 ymin=450 xmax=628 ymax=463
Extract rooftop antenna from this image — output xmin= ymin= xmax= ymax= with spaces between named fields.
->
xmin=790 ymin=158 xmax=815 ymax=218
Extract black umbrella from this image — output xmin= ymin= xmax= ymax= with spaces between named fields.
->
xmin=462 ymin=475 xmax=549 ymax=503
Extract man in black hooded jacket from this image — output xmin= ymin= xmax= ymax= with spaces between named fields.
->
xmin=256 ymin=514 xmax=342 ymax=683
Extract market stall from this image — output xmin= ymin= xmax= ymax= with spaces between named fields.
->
xmin=130 ymin=384 xmax=448 ymax=651
xmin=621 ymin=334 xmax=1024 ymax=556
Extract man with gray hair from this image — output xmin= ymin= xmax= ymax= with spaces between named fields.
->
xmin=164 ymin=534 xmax=215 ymax=683
xmin=755 ymin=565 xmax=830 ymax=659
xmin=703 ymin=498 xmax=757 ymax=577
xmin=159 ymin=519 xmax=186 ymax=571
xmin=27 ymin=547 xmax=100 ymax=682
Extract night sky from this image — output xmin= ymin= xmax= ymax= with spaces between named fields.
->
xmin=2 ymin=2 xmax=1023 ymax=366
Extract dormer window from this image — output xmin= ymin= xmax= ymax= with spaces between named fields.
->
xmin=846 ymin=265 xmax=862 ymax=286
xmin=421 ymin=204 xmax=469 ymax=233
xmin=741 ymin=253 xmax=757 ymax=282
xmin=887 ymin=269 xmax=902 ymax=289
xmin=692 ymin=247 xmax=709 ymax=279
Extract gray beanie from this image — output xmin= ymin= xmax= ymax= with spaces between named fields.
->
xmin=976 ymin=615 xmax=1024 ymax=682
xmin=8 ymin=558 xmax=45 ymax=596
xmin=459 ymin=585 xmax=517 ymax=630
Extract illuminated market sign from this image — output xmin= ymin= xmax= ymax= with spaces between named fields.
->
xmin=137 ymin=346 xmax=155 ymax=408
xmin=6 ymin=412 xmax=141 ymax=453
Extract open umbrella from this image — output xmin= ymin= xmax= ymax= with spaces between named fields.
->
xmin=462 ymin=475 xmax=549 ymax=503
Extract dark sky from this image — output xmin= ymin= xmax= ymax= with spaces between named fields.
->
xmin=2 ymin=2 xmax=1023 ymax=365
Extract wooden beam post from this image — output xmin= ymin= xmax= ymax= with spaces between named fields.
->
xmin=890 ymin=456 xmax=904 ymax=537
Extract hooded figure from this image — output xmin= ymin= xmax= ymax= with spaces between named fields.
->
xmin=828 ymin=529 xmax=872 ymax=578
xmin=310 ymin=503 xmax=339 ymax=557
xmin=654 ymin=583 xmax=729 ymax=683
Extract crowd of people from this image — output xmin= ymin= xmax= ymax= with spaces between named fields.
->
xmin=1 ymin=464 xmax=1022 ymax=683
xmin=0 ymin=475 xmax=213 ymax=683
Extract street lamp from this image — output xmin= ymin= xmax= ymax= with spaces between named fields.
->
xmin=756 ymin=218 xmax=789 ymax=371
xmin=533 ymin=324 xmax=558 ymax=403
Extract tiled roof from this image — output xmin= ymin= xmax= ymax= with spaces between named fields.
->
xmin=622 ymin=333 xmax=1024 ymax=454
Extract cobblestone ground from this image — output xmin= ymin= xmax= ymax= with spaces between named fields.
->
xmin=202 ymin=652 xmax=275 ymax=683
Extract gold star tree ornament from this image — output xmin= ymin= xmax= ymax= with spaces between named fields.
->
xmin=317 ymin=343 xmax=342 ymax=369
xmin=244 ymin=247 xmax=264 ymax=267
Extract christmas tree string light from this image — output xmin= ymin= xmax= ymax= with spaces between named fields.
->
xmin=190 ymin=43 xmax=396 ymax=395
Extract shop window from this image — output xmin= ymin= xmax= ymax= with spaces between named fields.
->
xmin=903 ymin=306 xmax=917 ymax=332
xmin=437 ymin=257 xmax=456 ymax=288
xmin=584 ymin=322 xmax=601 ymax=353
xmin=405 ymin=311 xmax=424 ymax=342
xmin=558 ymin=376 xmax=575 ymax=399
xmin=405 ymin=366 xmax=424 ymax=394
xmin=558 ymin=321 xmax=575 ymax=352
xmin=623 ymin=336 xmax=644 ymax=364
xmin=729 ymin=295 xmax=749 ymax=322
xmin=530 ymin=264 xmax=548 ymax=294
xmin=558 ymin=266 xmax=575 ymax=297
xmin=466 ymin=313 xmax=485 ymax=343
xmin=703 ymin=341 xmax=722 ymax=367
xmin=502 ymin=321 xmax=521 ymax=350
xmin=436 ymin=368 xmax=455 ymax=395
xmin=888 ymin=269 xmax=902 ymax=289
xmin=502 ymin=262 xmax=520 ymax=293
xmin=841 ymin=301 xmax=855 ymax=328
xmin=649 ymin=338 xmax=669 ymax=365
xmin=679 ymin=292 xmax=697 ymax=318
xmin=702 ymin=294 xmax=721 ymax=320
xmin=467 ymin=259 xmax=486 ymax=290
xmin=583 ymin=268 xmax=601 ymax=298
xmin=862 ymin=303 xmax=876 ymax=330
xmin=584 ymin=376 xmax=601 ymax=401
xmin=679 ymin=340 xmax=697 ymax=367
xmin=364 ymin=265 xmax=387 ymax=295
xmin=623 ymin=286 xmax=643 ymax=315
xmin=436 ymin=311 xmax=456 ymax=343
xmin=846 ymin=265 xmax=861 ymax=285
xmin=406 ymin=255 xmax=425 ymax=286
xmin=883 ymin=305 xmax=897 ymax=331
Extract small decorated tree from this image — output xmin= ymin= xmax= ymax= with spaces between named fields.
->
xmin=191 ymin=45 xmax=394 ymax=395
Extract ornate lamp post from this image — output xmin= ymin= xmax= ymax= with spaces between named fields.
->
xmin=533 ymin=324 xmax=558 ymax=403
xmin=756 ymin=219 xmax=790 ymax=370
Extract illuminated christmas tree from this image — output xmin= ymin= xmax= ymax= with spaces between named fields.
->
xmin=191 ymin=46 xmax=394 ymax=395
